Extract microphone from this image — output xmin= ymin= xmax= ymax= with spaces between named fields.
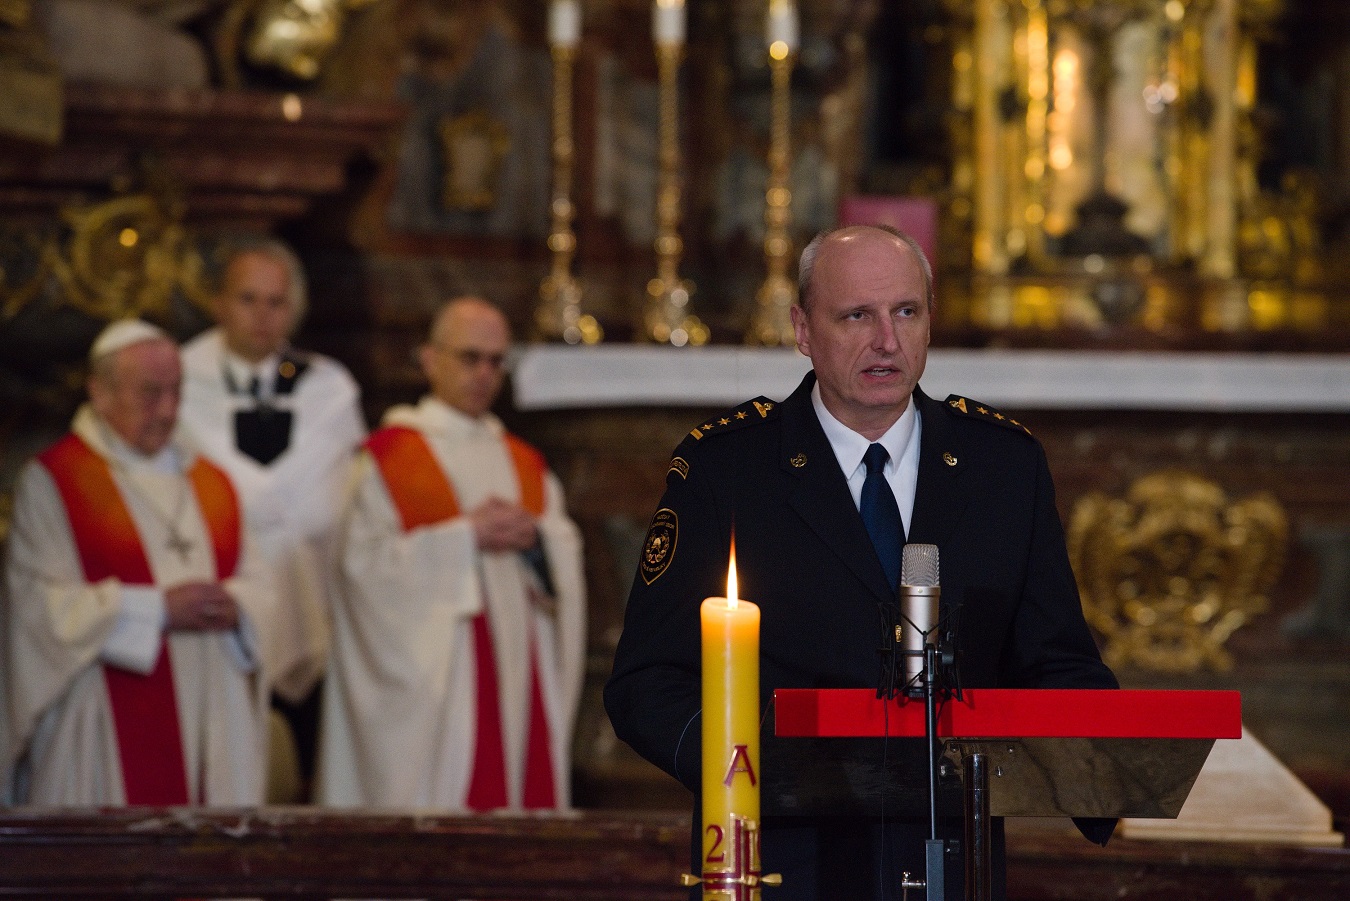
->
xmin=899 ymin=543 xmax=940 ymax=690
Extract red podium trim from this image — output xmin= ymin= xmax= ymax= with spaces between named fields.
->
xmin=773 ymin=689 xmax=1241 ymax=740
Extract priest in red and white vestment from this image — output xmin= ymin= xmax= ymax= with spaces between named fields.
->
xmin=2 ymin=320 xmax=276 ymax=806
xmin=317 ymin=297 xmax=585 ymax=810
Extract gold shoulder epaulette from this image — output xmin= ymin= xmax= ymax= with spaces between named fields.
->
xmin=687 ymin=396 xmax=779 ymax=441
xmin=944 ymin=395 xmax=1032 ymax=436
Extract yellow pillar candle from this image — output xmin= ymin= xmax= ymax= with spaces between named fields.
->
xmin=699 ymin=542 xmax=763 ymax=896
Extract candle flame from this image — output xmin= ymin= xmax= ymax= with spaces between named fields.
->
xmin=726 ymin=536 xmax=738 ymax=608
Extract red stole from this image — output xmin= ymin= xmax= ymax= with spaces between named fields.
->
xmin=38 ymin=432 xmax=241 ymax=805
xmin=366 ymin=424 xmax=557 ymax=810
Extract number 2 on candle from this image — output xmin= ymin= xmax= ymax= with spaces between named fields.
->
xmin=705 ymin=824 xmax=726 ymax=863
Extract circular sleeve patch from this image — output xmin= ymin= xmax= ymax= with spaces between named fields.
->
xmin=639 ymin=507 xmax=678 ymax=585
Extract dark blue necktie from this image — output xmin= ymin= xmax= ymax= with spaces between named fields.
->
xmin=860 ymin=443 xmax=904 ymax=590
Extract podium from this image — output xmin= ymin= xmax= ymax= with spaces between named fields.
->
xmin=768 ymin=689 xmax=1242 ymax=899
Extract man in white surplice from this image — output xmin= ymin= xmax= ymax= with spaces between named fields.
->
xmin=317 ymin=297 xmax=585 ymax=810
xmin=2 ymin=320 xmax=275 ymax=805
xmin=179 ymin=238 xmax=365 ymax=792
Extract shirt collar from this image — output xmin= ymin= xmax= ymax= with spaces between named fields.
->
xmin=416 ymin=395 xmax=504 ymax=438
xmin=810 ymin=381 xmax=917 ymax=477
xmin=222 ymin=347 xmax=281 ymax=394
xmin=74 ymin=405 xmax=184 ymax=474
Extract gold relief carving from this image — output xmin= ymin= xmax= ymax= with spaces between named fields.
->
xmin=216 ymin=0 xmax=381 ymax=87
xmin=1069 ymin=470 xmax=1287 ymax=673
xmin=49 ymin=193 xmax=210 ymax=321
xmin=436 ymin=111 xmax=510 ymax=213
xmin=246 ymin=0 xmax=341 ymax=80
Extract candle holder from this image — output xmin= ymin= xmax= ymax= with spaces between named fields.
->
xmin=536 ymin=42 xmax=603 ymax=345
xmin=747 ymin=43 xmax=798 ymax=347
xmin=681 ymin=814 xmax=782 ymax=898
xmin=644 ymin=41 xmax=708 ymax=346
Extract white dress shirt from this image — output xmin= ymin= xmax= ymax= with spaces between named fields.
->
xmin=810 ymin=382 xmax=922 ymax=537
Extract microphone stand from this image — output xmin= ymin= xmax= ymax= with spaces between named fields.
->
xmin=917 ymin=641 xmax=946 ymax=901
xmin=882 ymin=594 xmax=979 ymax=900
xmin=898 ymin=623 xmax=987 ymax=901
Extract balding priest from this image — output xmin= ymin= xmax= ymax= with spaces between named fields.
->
xmin=2 ymin=319 xmax=276 ymax=806
xmin=317 ymin=296 xmax=586 ymax=810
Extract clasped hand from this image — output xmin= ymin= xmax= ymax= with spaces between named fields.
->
xmin=470 ymin=496 xmax=539 ymax=553
xmin=164 ymin=582 xmax=240 ymax=631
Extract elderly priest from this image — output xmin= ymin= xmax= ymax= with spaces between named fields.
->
xmin=2 ymin=319 xmax=276 ymax=806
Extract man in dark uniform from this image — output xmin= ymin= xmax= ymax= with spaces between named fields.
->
xmin=605 ymin=224 xmax=1117 ymax=900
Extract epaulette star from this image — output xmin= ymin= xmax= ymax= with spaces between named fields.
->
xmin=945 ymin=395 xmax=1032 ymax=436
xmin=688 ymin=396 xmax=779 ymax=440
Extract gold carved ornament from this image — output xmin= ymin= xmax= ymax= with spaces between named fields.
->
xmin=1068 ymin=469 xmax=1287 ymax=673
xmin=48 ymin=193 xmax=211 ymax=322
xmin=215 ymin=0 xmax=382 ymax=86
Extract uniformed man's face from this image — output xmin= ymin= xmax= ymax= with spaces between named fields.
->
xmin=420 ymin=299 xmax=511 ymax=419
xmin=214 ymin=252 xmax=297 ymax=364
xmin=89 ymin=339 xmax=183 ymax=456
xmin=790 ymin=229 xmax=930 ymax=440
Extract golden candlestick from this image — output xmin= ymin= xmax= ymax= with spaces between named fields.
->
xmin=1201 ymin=0 xmax=1238 ymax=279
xmin=644 ymin=41 xmax=707 ymax=347
xmin=747 ymin=43 xmax=797 ymax=347
xmin=537 ymin=43 xmax=602 ymax=345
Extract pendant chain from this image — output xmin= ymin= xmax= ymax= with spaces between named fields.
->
xmin=101 ymin=425 xmax=196 ymax=563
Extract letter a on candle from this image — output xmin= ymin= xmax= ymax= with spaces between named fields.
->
xmin=722 ymin=743 xmax=759 ymax=787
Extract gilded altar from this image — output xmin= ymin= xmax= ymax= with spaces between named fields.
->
xmin=936 ymin=0 xmax=1339 ymax=336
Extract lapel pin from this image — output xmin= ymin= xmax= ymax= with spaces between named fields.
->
xmin=790 ymin=452 xmax=807 ymax=468
xmin=943 ymin=452 xmax=958 ymax=467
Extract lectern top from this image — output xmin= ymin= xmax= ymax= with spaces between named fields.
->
xmin=773 ymin=688 xmax=1242 ymax=740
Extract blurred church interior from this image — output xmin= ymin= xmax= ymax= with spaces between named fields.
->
xmin=0 ymin=0 xmax=1347 ymax=897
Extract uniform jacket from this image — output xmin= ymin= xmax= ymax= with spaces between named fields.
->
xmin=607 ymin=372 xmax=1117 ymax=789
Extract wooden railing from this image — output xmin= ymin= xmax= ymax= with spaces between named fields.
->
xmin=0 ymin=808 xmax=1344 ymax=900
xmin=0 ymin=808 xmax=690 ymax=900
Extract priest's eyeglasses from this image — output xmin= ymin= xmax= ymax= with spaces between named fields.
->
xmin=431 ymin=344 xmax=508 ymax=370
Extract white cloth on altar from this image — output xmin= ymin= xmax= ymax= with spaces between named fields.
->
xmin=180 ymin=327 xmax=365 ymax=703
xmin=1 ymin=406 xmax=277 ymax=805
xmin=316 ymin=396 xmax=586 ymax=810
